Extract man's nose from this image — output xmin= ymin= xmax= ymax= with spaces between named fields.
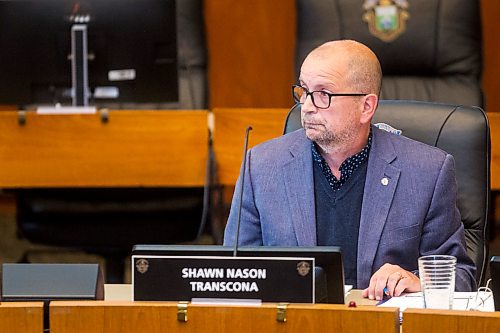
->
xmin=301 ymin=93 xmax=316 ymax=112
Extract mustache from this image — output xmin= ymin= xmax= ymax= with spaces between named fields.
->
xmin=301 ymin=116 xmax=325 ymax=126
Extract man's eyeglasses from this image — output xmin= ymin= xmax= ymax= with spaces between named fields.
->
xmin=292 ymin=84 xmax=367 ymax=109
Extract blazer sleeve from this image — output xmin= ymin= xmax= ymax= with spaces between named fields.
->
xmin=420 ymin=154 xmax=476 ymax=291
xmin=223 ymin=148 xmax=263 ymax=246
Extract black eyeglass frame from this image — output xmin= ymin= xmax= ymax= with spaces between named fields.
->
xmin=292 ymin=84 xmax=367 ymax=109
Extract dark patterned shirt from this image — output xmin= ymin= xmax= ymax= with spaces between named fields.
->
xmin=311 ymin=130 xmax=373 ymax=191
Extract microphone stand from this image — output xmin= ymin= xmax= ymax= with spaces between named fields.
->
xmin=233 ymin=126 xmax=252 ymax=257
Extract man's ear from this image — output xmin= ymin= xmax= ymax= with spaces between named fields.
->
xmin=360 ymin=94 xmax=378 ymax=124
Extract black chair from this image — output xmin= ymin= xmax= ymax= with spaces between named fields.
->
xmin=177 ymin=0 xmax=208 ymax=109
xmin=14 ymin=0 xmax=210 ymax=283
xmin=284 ymin=100 xmax=490 ymax=286
xmin=295 ymin=0 xmax=483 ymax=107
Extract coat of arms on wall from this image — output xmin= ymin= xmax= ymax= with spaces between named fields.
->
xmin=362 ymin=0 xmax=410 ymax=42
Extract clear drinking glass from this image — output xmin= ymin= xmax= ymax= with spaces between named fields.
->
xmin=418 ymin=255 xmax=456 ymax=309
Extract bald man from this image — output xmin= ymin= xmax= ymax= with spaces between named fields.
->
xmin=223 ymin=40 xmax=475 ymax=300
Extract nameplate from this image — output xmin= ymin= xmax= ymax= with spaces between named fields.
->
xmin=132 ymin=255 xmax=315 ymax=303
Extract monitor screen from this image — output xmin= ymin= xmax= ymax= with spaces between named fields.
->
xmin=0 ymin=0 xmax=178 ymax=109
xmin=132 ymin=245 xmax=345 ymax=304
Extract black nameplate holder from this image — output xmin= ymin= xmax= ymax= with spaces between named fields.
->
xmin=132 ymin=256 xmax=315 ymax=303
xmin=1 ymin=263 xmax=104 ymax=301
xmin=1 ymin=263 xmax=104 ymax=331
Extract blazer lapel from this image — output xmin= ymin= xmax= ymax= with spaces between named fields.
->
xmin=357 ymin=128 xmax=400 ymax=287
xmin=282 ymin=131 xmax=316 ymax=246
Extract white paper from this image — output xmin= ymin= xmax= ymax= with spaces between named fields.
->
xmin=378 ymin=291 xmax=494 ymax=312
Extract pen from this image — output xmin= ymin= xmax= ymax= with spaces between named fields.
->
xmin=376 ymin=287 xmax=390 ymax=305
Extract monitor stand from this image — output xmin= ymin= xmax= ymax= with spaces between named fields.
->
xmin=71 ymin=24 xmax=90 ymax=107
xmin=36 ymin=24 xmax=96 ymax=115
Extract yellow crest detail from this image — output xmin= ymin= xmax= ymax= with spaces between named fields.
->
xmin=362 ymin=0 xmax=410 ymax=42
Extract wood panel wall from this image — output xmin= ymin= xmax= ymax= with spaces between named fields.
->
xmin=206 ymin=0 xmax=500 ymax=114
xmin=204 ymin=0 xmax=296 ymax=108
xmin=481 ymin=0 xmax=500 ymax=113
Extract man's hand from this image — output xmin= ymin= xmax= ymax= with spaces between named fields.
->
xmin=361 ymin=263 xmax=421 ymax=300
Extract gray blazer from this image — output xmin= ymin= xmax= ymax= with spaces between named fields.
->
xmin=223 ymin=127 xmax=476 ymax=291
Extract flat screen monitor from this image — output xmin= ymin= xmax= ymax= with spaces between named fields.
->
xmin=0 ymin=0 xmax=178 ymax=109
xmin=132 ymin=245 xmax=345 ymax=304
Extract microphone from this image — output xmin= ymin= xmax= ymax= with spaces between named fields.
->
xmin=233 ymin=126 xmax=253 ymax=257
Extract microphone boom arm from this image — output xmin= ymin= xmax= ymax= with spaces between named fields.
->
xmin=233 ymin=126 xmax=253 ymax=257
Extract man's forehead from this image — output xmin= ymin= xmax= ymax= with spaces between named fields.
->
xmin=303 ymin=48 xmax=348 ymax=70
xmin=300 ymin=57 xmax=346 ymax=84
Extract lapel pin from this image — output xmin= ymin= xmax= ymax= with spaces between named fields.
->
xmin=381 ymin=177 xmax=389 ymax=186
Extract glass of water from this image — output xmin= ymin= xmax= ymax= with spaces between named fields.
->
xmin=418 ymin=255 xmax=456 ymax=309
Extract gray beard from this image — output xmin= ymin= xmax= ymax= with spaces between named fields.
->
xmin=307 ymin=125 xmax=359 ymax=155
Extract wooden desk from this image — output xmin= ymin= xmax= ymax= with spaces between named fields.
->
xmin=0 ymin=302 xmax=43 ymax=333
xmin=2 ymin=297 xmax=499 ymax=333
xmin=212 ymin=108 xmax=289 ymax=185
xmin=0 ymin=110 xmax=209 ymax=187
xmin=403 ymin=308 xmax=500 ymax=332
xmin=49 ymin=301 xmax=398 ymax=333
xmin=2 ymin=107 xmax=493 ymax=190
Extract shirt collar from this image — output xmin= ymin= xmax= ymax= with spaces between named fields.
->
xmin=311 ymin=128 xmax=372 ymax=190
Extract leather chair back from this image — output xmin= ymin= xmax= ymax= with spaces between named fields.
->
xmin=284 ymin=100 xmax=490 ymax=285
xmin=295 ymin=0 xmax=483 ymax=106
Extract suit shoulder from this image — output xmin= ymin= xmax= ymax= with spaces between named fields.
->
xmin=378 ymin=128 xmax=449 ymax=159
xmin=250 ymin=129 xmax=308 ymax=160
